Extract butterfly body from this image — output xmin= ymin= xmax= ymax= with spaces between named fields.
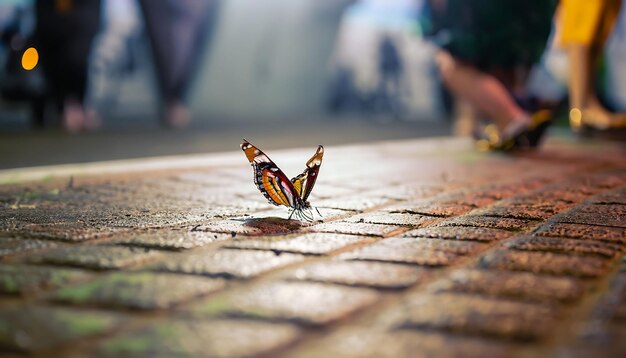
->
xmin=241 ymin=140 xmax=323 ymax=221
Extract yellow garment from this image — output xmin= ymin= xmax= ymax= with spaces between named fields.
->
xmin=559 ymin=0 xmax=622 ymax=46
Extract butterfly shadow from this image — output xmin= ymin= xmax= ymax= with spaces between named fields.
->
xmin=240 ymin=216 xmax=311 ymax=236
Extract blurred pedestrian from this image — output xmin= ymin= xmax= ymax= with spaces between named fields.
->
xmin=138 ymin=0 xmax=217 ymax=129
xmin=34 ymin=0 xmax=101 ymax=133
xmin=425 ymin=0 xmax=556 ymax=151
xmin=556 ymin=0 xmax=626 ymax=132
xmin=376 ymin=36 xmax=405 ymax=117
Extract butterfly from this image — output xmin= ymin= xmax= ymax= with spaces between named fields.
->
xmin=241 ymin=139 xmax=323 ymax=221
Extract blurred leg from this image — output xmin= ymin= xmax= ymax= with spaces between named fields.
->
xmin=452 ymin=99 xmax=478 ymax=137
xmin=436 ymin=51 xmax=528 ymax=133
xmin=139 ymin=0 xmax=215 ymax=128
xmin=35 ymin=0 xmax=101 ymax=133
xmin=561 ymin=0 xmax=626 ymax=129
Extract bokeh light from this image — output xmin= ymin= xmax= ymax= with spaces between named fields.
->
xmin=21 ymin=47 xmax=39 ymax=71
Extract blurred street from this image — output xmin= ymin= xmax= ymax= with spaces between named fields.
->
xmin=0 ymin=118 xmax=450 ymax=169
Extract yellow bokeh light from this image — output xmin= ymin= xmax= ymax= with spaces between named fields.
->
xmin=21 ymin=47 xmax=39 ymax=71
xmin=569 ymin=108 xmax=582 ymax=129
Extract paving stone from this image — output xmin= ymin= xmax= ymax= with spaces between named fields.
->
xmin=112 ymin=230 xmax=231 ymax=250
xmin=438 ymin=215 xmax=541 ymax=232
xmin=363 ymin=183 xmax=446 ymax=200
xmin=534 ymin=222 xmax=626 ymax=243
xmin=52 ymin=272 xmax=225 ymax=310
xmin=429 ymin=269 xmax=584 ymax=303
xmin=383 ymin=199 xmax=476 ymax=217
xmin=310 ymin=221 xmax=405 ymax=237
xmin=340 ymin=237 xmax=481 ymax=266
xmin=0 ymin=236 xmax=57 ymax=258
xmin=439 ymin=192 xmax=498 ymax=207
xmin=0 ymin=265 xmax=90 ymax=298
xmin=173 ymin=171 xmax=233 ymax=185
xmin=150 ymin=249 xmax=304 ymax=279
xmin=200 ymin=202 xmax=274 ymax=217
xmin=558 ymin=324 xmax=626 ymax=358
xmin=97 ymin=319 xmax=300 ymax=357
xmin=293 ymin=327 xmax=518 ymax=358
xmin=191 ymin=281 xmax=379 ymax=326
xmin=505 ymin=236 xmax=623 ymax=258
xmin=345 ymin=212 xmax=441 ymax=227
xmin=0 ymin=306 xmax=121 ymax=352
xmin=527 ymin=186 xmax=592 ymax=203
xmin=404 ymin=226 xmax=514 ymax=242
xmin=558 ymin=274 xmax=626 ymax=356
xmin=591 ymin=188 xmax=626 ymax=205
xmin=414 ymin=185 xmax=490 ymax=203
xmin=27 ymin=245 xmax=163 ymax=270
xmin=473 ymin=178 xmax=552 ymax=200
xmin=583 ymin=173 xmax=626 ymax=189
xmin=12 ymin=224 xmax=128 ymax=242
xmin=314 ymin=196 xmax=391 ymax=211
xmin=508 ymin=190 xmax=585 ymax=205
xmin=223 ymin=233 xmax=373 ymax=255
xmin=479 ymin=250 xmax=611 ymax=278
xmin=550 ymin=176 xmax=619 ymax=197
xmin=557 ymin=204 xmax=626 ymax=228
xmin=286 ymin=260 xmax=426 ymax=289
xmin=192 ymin=217 xmax=308 ymax=236
xmin=584 ymin=274 xmax=626 ymax=321
xmin=473 ymin=201 xmax=574 ymax=221
xmin=396 ymin=293 xmax=557 ymax=341
xmin=1 ymin=197 xmax=210 ymax=240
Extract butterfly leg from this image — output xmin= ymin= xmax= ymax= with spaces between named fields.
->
xmin=288 ymin=209 xmax=295 ymax=220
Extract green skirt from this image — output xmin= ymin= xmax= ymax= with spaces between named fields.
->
xmin=428 ymin=0 xmax=556 ymax=69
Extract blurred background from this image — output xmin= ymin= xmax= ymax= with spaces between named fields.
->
xmin=1 ymin=0 xmax=626 ymax=169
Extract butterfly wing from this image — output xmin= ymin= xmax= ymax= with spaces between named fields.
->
xmin=241 ymin=140 xmax=299 ymax=208
xmin=291 ymin=145 xmax=324 ymax=202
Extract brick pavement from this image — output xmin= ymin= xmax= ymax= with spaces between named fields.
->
xmin=0 ymin=137 xmax=625 ymax=357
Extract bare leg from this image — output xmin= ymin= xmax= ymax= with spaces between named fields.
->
xmin=436 ymin=51 xmax=528 ymax=133
xmin=567 ymin=44 xmax=588 ymax=111
xmin=452 ymin=99 xmax=478 ymax=137
xmin=567 ymin=44 xmax=626 ymax=129
xmin=566 ymin=0 xmax=626 ymax=130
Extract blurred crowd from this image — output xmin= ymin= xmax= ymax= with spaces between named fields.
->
xmin=0 ymin=0 xmax=216 ymax=132
xmin=1 ymin=0 xmax=626 ymax=151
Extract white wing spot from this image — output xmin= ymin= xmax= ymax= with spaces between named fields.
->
xmin=253 ymin=154 xmax=269 ymax=164
xmin=270 ymin=168 xmax=279 ymax=172
xmin=254 ymin=149 xmax=260 ymax=155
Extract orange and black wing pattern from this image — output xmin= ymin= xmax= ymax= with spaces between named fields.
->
xmin=290 ymin=145 xmax=324 ymax=202
xmin=241 ymin=140 xmax=299 ymax=208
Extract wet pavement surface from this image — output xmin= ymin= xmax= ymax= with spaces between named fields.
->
xmin=0 ymin=136 xmax=626 ymax=357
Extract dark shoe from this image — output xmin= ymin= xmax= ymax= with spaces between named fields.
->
xmin=524 ymin=109 xmax=553 ymax=147
xmin=475 ymin=110 xmax=553 ymax=152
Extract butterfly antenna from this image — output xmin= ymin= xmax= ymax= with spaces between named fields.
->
xmin=315 ymin=206 xmax=322 ymax=217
